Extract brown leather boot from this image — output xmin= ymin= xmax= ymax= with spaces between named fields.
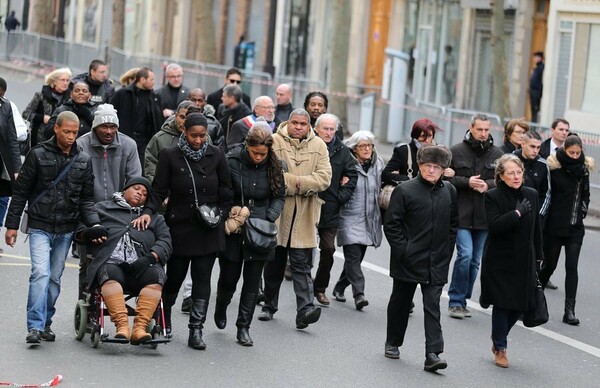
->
xmin=130 ymin=287 xmax=161 ymax=345
xmin=493 ymin=347 xmax=509 ymax=368
xmin=102 ymin=283 xmax=130 ymax=340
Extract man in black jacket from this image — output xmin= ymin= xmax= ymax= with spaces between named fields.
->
xmin=529 ymin=51 xmax=544 ymax=123
xmin=384 ymin=145 xmax=457 ymax=371
xmin=218 ymin=84 xmax=252 ymax=149
xmin=5 ymin=111 xmax=101 ymax=345
xmin=226 ymin=95 xmax=277 ymax=151
xmin=71 ymin=59 xmax=115 ymax=104
xmin=207 ymin=67 xmax=251 ymax=116
xmin=514 ymin=131 xmax=551 ymax=217
xmin=275 ymin=83 xmax=294 ymax=126
xmin=447 ymin=113 xmax=503 ymax=319
xmin=156 ymin=63 xmax=189 ymax=120
xmin=312 ymin=113 xmax=357 ymax=306
xmin=539 ymin=118 xmax=570 ymax=159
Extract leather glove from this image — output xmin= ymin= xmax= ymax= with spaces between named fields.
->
xmin=130 ymin=254 xmax=156 ymax=278
xmin=79 ymin=225 xmax=109 ymax=244
xmin=516 ymin=198 xmax=531 ymax=217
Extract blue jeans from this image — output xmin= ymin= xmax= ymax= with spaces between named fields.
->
xmin=0 ymin=196 xmax=9 ymax=227
xmin=491 ymin=307 xmax=521 ymax=350
xmin=448 ymin=228 xmax=487 ymax=308
xmin=27 ymin=229 xmax=74 ymax=331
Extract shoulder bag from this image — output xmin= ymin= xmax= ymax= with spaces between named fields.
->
xmin=183 ymin=156 xmax=221 ymax=229
xmin=379 ymin=143 xmax=413 ymax=209
xmin=522 ymin=277 xmax=549 ymax=328
xmin=20 ymin=155 xmax=78 ymax=234
xmin=239 ymin=165 xmax=278 ymax=254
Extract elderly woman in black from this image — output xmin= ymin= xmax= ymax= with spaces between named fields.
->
xmin=215 ymin=118 xmax=285 ymax=346
xmin=82 ymin=177 xmax=172 ymax=345
xmin=480 ymin=154 xmax=543 ymax=368
xmin=539 ymin=134 xmax=593 ymax=326
xmin=146 ymin=113 xmax=233 ymax=350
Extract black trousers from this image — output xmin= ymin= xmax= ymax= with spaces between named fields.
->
xmin=163 ymin=254 xmax=216 ymax=301
xmin=334 ymin=244 xmax=367 ymax=297
xmin=217 ymin=257 xmax=265 ymax=296
xmin=263 ymin=245 xmax=315 ymax=317
xmin=539 ymin=236 xmax=582 ymax=299
xmin=386 ymin=279 xmax=444 ymax=354
xmin=314 ymin=227 xmax=337 ymax=293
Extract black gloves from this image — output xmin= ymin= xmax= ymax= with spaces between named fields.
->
xmin=79 ymin=225 xmax=109 ymax=244
xmin=130 ymin=254 xmax=156 ymax=278
xmin=516 ymin=198 xmax=531 ymax=217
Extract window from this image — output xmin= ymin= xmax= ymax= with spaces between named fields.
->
xmin=570 ymin=23 xmax=600 ymax=113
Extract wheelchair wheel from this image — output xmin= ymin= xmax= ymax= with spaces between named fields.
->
xmin=90 ymin=325 xmax=100 ymax=348
xmin=74 ymin=300 xmax=88 ymax=341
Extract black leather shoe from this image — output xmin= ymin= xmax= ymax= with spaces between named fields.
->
xmin=409 ymin=301 xmax=415 ymax=315
xmin=237 ymin=327 xmax=253 ymax=346
xmin=26 ymin=329 xmax=42 ymax=344
xmin=181 ymin=297 xmax=192 ymax=313
xmin=332 ymin=289 xmax=346 ymax=302
xmin=41 ymin=326 xmax=56 ymax=341
xmin=424 ymin=353 xmax=447 ymax=372
xmin=258 ymin=310 xmax=273 ymax=321
xmin=354 ymin=294 xmax=369 ymax=310
xmin=545 ymin=280 xmax=558 ymax=290
xmin=296 ymin=307 xmax=321 ymax=329
xmin=385 ymin=343 xmax=399 ymax=359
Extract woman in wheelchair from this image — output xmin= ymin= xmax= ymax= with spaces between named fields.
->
xmin=79 ymin=176 xmax=172 ymax=344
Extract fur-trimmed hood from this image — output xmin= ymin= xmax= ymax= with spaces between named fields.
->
xmin=547 ymin=153 xmax=595 ymax=172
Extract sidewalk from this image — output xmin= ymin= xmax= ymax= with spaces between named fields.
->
xmin=3 ymin=58 xmax=600 ymax=229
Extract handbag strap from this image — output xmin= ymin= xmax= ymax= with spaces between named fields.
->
xmin=406 ymin=143 xmax=413 ymax=179
xmin=28 ymin=154 xmax=78 ymax=210
xmin=183 ymin=156 xmax=200 ymax=208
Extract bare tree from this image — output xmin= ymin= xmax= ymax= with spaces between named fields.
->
xmin=330 ymin=0 xmax=351 ymax=132
xmin=193 ymin=0 xmax=217 ymax=63
xmin=112 ymin=0 xmax=125 ymax=49
xmin=30 ymin=0 xmax=54 ymax=35
xmin=216 ymin=0 xmax=230 ymax=64
xmin=490 ymin=0 xmax=511 ymax=118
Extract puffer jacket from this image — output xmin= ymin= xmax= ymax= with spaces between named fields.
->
xmin=318 ymin=137 xmax=358 ymax=229
xmin=77 ymin=130 xmax=142 ymax=202
xmin=273 ymin=121 xmax=332 ymax=248
xmin=5 ymin=137 xmax=99 ymax=234
xmin=337 ymin=154 xmax=383 ymax=247
xmin=384 ymin=174 xmax=458 ymax=285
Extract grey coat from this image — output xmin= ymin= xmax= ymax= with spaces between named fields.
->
xmin=337 ymin=155 xmax=384 ymax=247
xmin=77 ymin=130 xmax=142 ymax=202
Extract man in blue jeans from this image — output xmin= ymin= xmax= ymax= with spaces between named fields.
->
xmin=446 ymin=113 xmax=503 ymax=319
xmin=5 ymin=111 xmax=101 ymax=344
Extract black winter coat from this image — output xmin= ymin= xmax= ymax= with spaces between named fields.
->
xmin=318 ymin=139 xmax=358 ymax=229
xmin=156 ymin=84 xmax=190 ymax=113
xmin=480 ymin=183 xmax=542 ymax=311
xmin=220 ymin=147 xmax=285 ymax=262
xmin=218 ymin=103 xmax=252 ymax=148
xmin=207 ymin=87 xmax=251 ymax=116
xmin=22 ymin=85 xmax=70 ymax=147
xmin=110 ymin=83 xmax=163 ymax=145
xmin=84 ymin=200 xmax=172 ymax=289
xmin=448 ymin=132 xmax=503 ymax=229
xmin=5 ymin=137 xmax=99 ymax=234
xmin=146 ymin=145 xmax=233 ymax=257
xmin=514 ymin=149 xmax=551 ymax=216
xmin=381 ymin=139 xmax=418 ymax=185
xmin=44 ymin=99 xmax=97 ymax=140
xmin=71 ymin=72 xmax=115 ymax=104
xmin=383 ymin=174 xmax=458 ymax=285
xmin=0 ymin=97 xmax=22 ymax=196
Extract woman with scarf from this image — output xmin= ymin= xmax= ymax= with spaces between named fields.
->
xmin=82 ymin=177 xmax=172 ymax=345
xmin=146 ymin=112 xmax=233 ymax=350
xmin=539 ymin=134 xmax=594 ymax=326
xmin=480 ymin=154 xmax=543 ymax=368
xmin=23 ymin=68 xmax=71 ymax=149
xmin=215 ymin=118 xmax=285 ymax=346
xmin=332 ymin=130 xmax=383 ymax=309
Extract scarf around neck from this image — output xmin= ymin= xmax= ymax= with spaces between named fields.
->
xmin=112 ymin=192 xmax=144 ymax=215
xmin=556 ymin=148 xmax=586 ymax=178
xmin=178 ymin=133 xmax=208 ymax=162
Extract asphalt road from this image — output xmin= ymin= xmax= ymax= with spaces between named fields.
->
xmin=1 ymin=75 xmax=600 ymax=387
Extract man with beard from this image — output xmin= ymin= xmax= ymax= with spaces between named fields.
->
xmin=226 ymin=96 xmax=277 ymax=151
xmin=446 ymin=113 xmax=503 ymax=319
xmin=71 ymin=59 xmax=115 ymax=104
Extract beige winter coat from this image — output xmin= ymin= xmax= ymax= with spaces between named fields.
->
xmin=273 ymin=121 xmax=332 ymax=248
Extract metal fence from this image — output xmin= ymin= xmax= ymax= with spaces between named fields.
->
xmin=3 ymin=31 xmax=600 ymax=186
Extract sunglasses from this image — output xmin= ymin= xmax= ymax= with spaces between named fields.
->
xmin=228 ymin=79 xmax=242 ymax=84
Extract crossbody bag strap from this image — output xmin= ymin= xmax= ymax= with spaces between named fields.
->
xmin=183 ymin=156 xmax=200 ymax=208
xmin=406 ymin=143 xmax=413 ymax=179
xmin=239 ymin=162 xmax=245 ymax=206
xmin=28 ymin=154 xmax=78 ymax=210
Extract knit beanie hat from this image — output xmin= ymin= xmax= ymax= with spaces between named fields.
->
xmin=122 ymin=176 xmax=152 ymax=193
xmin=417 ymin=145 xmax=452 ymax=169
xmin=92 ymin=103 xmax=119 ymax=128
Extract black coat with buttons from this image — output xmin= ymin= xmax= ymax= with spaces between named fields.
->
xmin=220 ymin=146 xmax=285 ymax=262
xmin=146 ymin=145 xmax=233 ymax=257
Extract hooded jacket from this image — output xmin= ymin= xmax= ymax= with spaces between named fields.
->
xmin=272 ymin=121 xmax=332 ymax=248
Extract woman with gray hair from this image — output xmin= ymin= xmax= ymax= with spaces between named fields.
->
xmin=23 ymin=67 xmax=72 ymax=148
xmin=332 ymin=130 xmax=383 ymax=310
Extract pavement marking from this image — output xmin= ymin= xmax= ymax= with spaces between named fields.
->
xmin=0 ymin=253 xmax=79 ymax=269
xmin=334 ymin=251 xmax=600 ymax=359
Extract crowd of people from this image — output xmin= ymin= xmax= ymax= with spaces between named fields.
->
xmin=0 ymin=59 xmax=592 ymax=373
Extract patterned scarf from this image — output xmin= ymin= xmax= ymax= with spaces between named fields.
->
xmin=178 ymin=133 xmax=208 ymax=162
xmin=112 ymin=192 xmax=144 ymax=215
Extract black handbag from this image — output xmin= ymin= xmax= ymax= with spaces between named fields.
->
xmin=239 ymin=164 xmax=278 ymax=254
xmin=183 ymin=157 xmax=221 ymax=229
xmin=523 ymin=279 xmax=549 ymax=328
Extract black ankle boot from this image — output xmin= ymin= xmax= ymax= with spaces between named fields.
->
xmin=162 ymin=293 xmax=178 ymax=338
xmin=188 ymin=299 xmax=209 ymax=350
xmin=214 ymin=289 xmax=234 ymax=330
xmin=236 ymin=292 xmax=257 ymax=346
xmin=563 ymin=299 xmax=580 ymax=326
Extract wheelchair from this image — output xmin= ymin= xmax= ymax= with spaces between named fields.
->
xmin=74 ymin=289 xmax=170 ymax=349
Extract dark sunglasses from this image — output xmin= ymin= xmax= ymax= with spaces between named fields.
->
xmin=228 ymin=79 xmax=242 ymax=84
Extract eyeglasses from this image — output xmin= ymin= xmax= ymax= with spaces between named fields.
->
xmin=356 ymin=144 xmax=374 ymax=150
xmin=228 ymin=79 xmax=242 ymax=84
xmin=418 ymin=133 xmax=434 ymax=140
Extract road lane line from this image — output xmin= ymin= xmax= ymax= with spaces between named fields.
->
xmin=334 ymin=251 xmax=600 ymax=359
